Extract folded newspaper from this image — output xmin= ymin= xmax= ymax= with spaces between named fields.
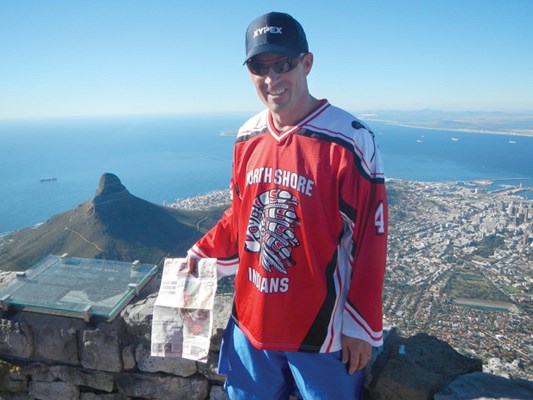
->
xmin=151 ymin=258 xmax=217 ymax=363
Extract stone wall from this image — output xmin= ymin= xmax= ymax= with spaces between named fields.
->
xmin=0 ymin=276 xmax=231 ymax=400
xmin=1 ymin=277 xmax=532 ymax=400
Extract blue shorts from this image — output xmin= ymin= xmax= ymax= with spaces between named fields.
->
xmin=218 ymin=318 xmax=364 ymax=400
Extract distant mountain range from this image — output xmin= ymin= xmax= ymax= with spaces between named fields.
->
xmin=0 ymin=173 xmax=226 ymax=271
xmin=357 ymin=109 xmax=533 ymax=136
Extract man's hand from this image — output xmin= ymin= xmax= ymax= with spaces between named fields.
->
xmin=185 ymin=256 xmax=198 ymax=276
xmin=341 ymin=335 xmax=372 ymax=375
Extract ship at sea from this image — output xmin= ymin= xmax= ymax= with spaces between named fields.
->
xmin=40 ymin=177 xmax=57 ymax=182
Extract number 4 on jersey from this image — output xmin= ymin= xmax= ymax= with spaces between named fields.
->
xmin=374 ymin=202 xmax=385 ymax=235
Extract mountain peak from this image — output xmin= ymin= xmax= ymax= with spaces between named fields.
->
xmin=95 ymin=173 xmax=128 ymax=197
xmin=0 ymin=173 xmax=216 ymax=270
xmin=93 ymin=173 xmax=130 ymax=207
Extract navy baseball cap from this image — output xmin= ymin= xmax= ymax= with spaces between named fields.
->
xmin=244 ymin=12 xmax=309 ymax=63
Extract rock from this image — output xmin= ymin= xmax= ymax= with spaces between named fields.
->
xmin=366 ymin=332 xmax=482 ymax=400
xmin=28 ymin=381 xmax=80 ymax=400
xmin=19 ymin=363 xmax=53 ymax=389
xmin=116 ymin=372 xmax=209 ymax=400
xmin=93 ymin=173 xmax=130 ymax=208
xmin=81 ymin=329 xmax=122 ymax=372
xmin=0 ymin=360 xmax=27 ymax=392
xmin=135 ymin=343 xmax=197 ymax=377
xmin=365 ymin=327 xmax=400 ymax=388
xmin=197 ymin=349 xmax=226 ymax=383
xmin=435 ymin=371 xmax=533 ymax=399
xmin=0 ymin=393 xmax=33 ymax=400
xmin=209 ymin=385 xmax=229 ymax=400
xmin=19 ymin=363 xmax=49 ymax=377
xmin=80 ymin=393 xmax=131 ymax=400
xmin=121 ymin=293 xmax=157 ymax=342
xmin=0 ymin=271 xmax=16 ymax=288
xmin=19 ymin=313 xmax=85 ymax=365
xmin=484 ymin=357 xmax=524 ymax=378
xmin=49 ymin=365 xmax=115 ymax=392
xmin=211 ymin=295 xmax=232 ymax=352
xmin=33 ymin=325 xmax=79 ymax=365
xmin=0 ymin=319 xmax=33 ymax=359
xmin=30 ymin=370 xmax=54 ymax=383
xmin=121 ymin=344 xmax=136 ymax=371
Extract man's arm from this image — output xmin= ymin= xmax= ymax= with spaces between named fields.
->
xmin=339 ymin=126 xmax=388 ymax=369
xmin=186 ymin=162 xmax=242 ymax=277
xmin=340 ymin=178 xmax=387 ymax=372
xmin=186 ymin=199 xmax=240 ymax=276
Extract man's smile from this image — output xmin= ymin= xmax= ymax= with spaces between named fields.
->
xmin=268 ymin=88 xmax=286 ymax=96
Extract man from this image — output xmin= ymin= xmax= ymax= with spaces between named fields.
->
xmin=187 ymin=11 xmax=387 ymax=399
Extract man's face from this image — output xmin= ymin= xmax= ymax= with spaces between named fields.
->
xmin=247 ymin=52 xmax=313 ymax=120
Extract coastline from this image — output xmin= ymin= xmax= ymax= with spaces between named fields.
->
xmin=1 ymin=113 xmax=532 ymax=235
xmin=2 ymin=177 xmax=531 ymax=237
xmin=365 ymin=119 xmax=533 ymax=137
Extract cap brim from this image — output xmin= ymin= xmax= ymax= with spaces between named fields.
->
xmin=244 ymin=44 xmax=303 ymax=64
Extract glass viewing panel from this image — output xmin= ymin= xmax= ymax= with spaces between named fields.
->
xmin=0 ymin=255 xmax=158 ymax=321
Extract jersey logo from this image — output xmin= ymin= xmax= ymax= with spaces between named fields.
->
xmin=245 ymin=189 xmax=300 ymax=274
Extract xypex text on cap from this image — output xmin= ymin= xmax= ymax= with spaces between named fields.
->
xmin=244 ymin=12 xmax=308 ymax=63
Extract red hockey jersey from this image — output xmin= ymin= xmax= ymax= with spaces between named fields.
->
xmin=189 ymin=100 xmax=387 ymax=352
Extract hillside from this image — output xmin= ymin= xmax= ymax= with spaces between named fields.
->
xmin=0 ymin=173 xmax=225 ymax=271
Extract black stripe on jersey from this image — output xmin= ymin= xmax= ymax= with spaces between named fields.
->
xmin=297 ymin=128 xmax=384 ymax=184
xmin=297 ymin=249 xmax=338 ymax=352
xmin=235 ymin=127 xmax=268 ymax=143
xmin=339 ymin=196 xmax=356 ymax=222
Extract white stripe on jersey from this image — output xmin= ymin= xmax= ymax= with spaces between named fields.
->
xmin=344 ymin=302 xmax=384 ymax=344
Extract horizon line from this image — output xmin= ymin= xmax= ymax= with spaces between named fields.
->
xmin=1 ymin=108 xmax=533 ymax=121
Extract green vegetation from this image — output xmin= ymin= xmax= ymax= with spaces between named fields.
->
xmin=472 ymin=234 xmax=505 ymax=258
xmin=504 ymin=286 xmax=521 ymax=294
xmin=445 ymin=270 xmax=510 ymax=302
xmin=386 ymin=186 xmax=408 ymax=221
xmin=425 ymin=199 xmax=449 ymax=213
xmin=386 ymin=185 xmax=400 ymax=206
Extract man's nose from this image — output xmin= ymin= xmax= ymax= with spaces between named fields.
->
xmin=264 ymin=68 xmax=281 ymax=83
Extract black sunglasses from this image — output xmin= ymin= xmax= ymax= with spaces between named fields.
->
xmin=246 ymin=55 xmax=304 ymax=76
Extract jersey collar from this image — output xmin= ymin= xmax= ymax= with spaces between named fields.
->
xmin=267 ymin=99 xmax=330 ymax=142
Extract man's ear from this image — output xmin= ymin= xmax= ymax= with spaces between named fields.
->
xmin=303 ymin=52 xmax=314 ymax=75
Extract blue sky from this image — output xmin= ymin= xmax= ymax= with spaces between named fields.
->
xmin=1 ymin=0 xmax=532 ymax=118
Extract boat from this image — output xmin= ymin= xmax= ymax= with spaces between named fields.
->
xmin=40 ymin=177 xmax=57 ymax=182
xmin=416 ymin=139 xmax=424 ymax=143
xmin=509 ymin=140 xmax=517 ymax=144
xmin=451 ymin=137 xmax=459 ymax=142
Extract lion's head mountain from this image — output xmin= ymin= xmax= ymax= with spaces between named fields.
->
xmin=0 ymin=173 xmax=226 ymax=271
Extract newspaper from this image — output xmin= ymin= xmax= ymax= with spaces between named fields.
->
xmin=151 ymin=258 xmax=217 ymax=363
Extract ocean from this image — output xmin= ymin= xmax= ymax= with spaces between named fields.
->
xmin=1 ymin=115 xmax=532 ymax=235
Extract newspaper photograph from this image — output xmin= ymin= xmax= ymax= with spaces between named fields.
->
xmin=151 ymin=258 xmax=217 ymax=362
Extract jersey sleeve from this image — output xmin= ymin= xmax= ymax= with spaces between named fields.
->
xmin=188 ymin=159 xmax=241 ymax=277
xmin=340 ymin=130 xmax=388 ymax=347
